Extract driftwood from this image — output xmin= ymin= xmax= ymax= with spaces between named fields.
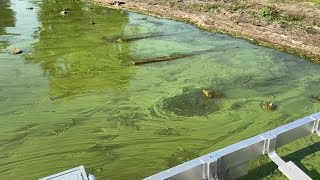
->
xmin=108 ymin=33 xmax=165 ymax=43
xmin=133 ymin=48 xmax=217 ymax=65
xmin=311 ymin=95 xmax=320 ymax=102
xmin=133 ymin=54 xmax=192 ymax=65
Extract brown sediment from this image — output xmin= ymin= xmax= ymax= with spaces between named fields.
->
xmin=89 ymin=0 xmax=320 ymax=63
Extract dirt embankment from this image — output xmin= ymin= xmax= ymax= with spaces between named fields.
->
xmin=92 ymin=0 xmax=320 ymax=63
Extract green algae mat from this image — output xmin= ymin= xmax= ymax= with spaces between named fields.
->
xmin=0 ymin=0 xmax=319 ymax=179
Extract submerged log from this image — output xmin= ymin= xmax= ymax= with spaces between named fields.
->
xmin=108 ymin=33 xmax=165 ymax=43
xmin=133 ymin=54 xmax=193 ymax=65
xmin=311 ymin=95 xmax=320 ymax=102
xmin=133 ymin=48 xmax=217 ymax=65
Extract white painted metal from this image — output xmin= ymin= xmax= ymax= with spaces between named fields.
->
xmin=145 ymin=112 xmax=320 ymax=180
xmin=278 ymin=161 xmax=312 ymax=180
xmin=39 ymin=165 xmax=90 ymax=180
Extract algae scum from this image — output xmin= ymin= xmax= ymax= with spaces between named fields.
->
xmin=0 ymin=0 xmax=320 ymax=179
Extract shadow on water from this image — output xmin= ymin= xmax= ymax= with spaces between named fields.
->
xmin=156 ymin=87 xmax=222 ymax=117
xmin=25 ymin=0 xmax=136 ymax=100
xmin=240 ymin=142 xmax=320 ymax=180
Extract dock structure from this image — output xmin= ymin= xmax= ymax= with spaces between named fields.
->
xmin=39 ymin=166 xmax=95 ymax=180
xmin=145 ymin=112 xmax=320 ymax=180
xmin=40 ymin=112 xmax=319 ymax=180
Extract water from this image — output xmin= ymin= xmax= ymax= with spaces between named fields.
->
xmin=0 ymin=0 xmax=319 ymax=179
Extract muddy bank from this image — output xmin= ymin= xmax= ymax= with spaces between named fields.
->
xmin=90 ymin=0 xmax=320 ymax=63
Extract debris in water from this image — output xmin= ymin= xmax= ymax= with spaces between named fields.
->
xmin=261 ymin=101 xmax=276 ymax=111
xmin=133 ymin=48 xmax=219 ymax=65
xmin=311 ymin=95 xmax=320 ymax=102
xmin=107 ymin=32 xmax=165 ymax=43
xmin=26 ymin=7 xmax=33 ymax=10
xmin=90 ymin=21 xmax=95 ymax=25
xmin=12 ymin=48 xmax=22 ymax=55
xmin=63 ymin=8 xmax=71 ymax=12
xmin=202 ymin=89 xmax=221 ymax=98
xmin=133 ymin=54 xmax=192 ymax=65
xmin=60 ymin=10 xmax=67 ymax=15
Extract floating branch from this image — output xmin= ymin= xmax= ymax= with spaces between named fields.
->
xmin=106 ymin=32 xmax=165 ymax=43
xmin=133 ymin=48 xmax=218 ymax=65
xmin=133 ymin=54 xmax=193 ymax=65
xmin=311 ymin=95 xmax=320 ymax=102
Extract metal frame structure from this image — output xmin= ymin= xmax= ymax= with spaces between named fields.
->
xmin=39 ymin=165 xmax=95 ymax=180
xmin=145 ymin=112 xmax=320 ymax=180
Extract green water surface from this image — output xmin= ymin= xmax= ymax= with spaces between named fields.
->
xmin=0 ymin=0 xmax=319 ymax=179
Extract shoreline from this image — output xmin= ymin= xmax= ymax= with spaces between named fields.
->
xmin=90 ymin=0 xmax=320 ymax=63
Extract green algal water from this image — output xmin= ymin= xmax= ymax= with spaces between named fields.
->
xmin=0 ymin=0 xmax=319 ymax=179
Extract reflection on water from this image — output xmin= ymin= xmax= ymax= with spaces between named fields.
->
xmin=25 ymin=0 xmax=135 ymax=99
xmin=0 ymin=0 xmax=319 ymax=180
xmin=0 ymin=0 xmax=15 ymax=35
xmin=0 ymin=0 xmax=15 ymax=50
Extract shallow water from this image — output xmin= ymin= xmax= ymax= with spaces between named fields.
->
xmin=0 ymin=0 xmax=319 ymax=179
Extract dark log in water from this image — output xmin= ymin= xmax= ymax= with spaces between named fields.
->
xmin=107 ymin=32 xmax=165 ymax=43
xmin=133 ymin=54 xmax=193 ymax=65
xmin=133 ymin=48 xmax=219 ymax=65
xmin=311 ymin=95 xmax=320 ymax=102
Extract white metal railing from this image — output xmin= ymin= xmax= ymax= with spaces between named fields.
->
xmin=145 ymin=112 xmax=320 ymax=180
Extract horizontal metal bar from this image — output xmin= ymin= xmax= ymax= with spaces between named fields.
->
xmin=145 ymin=112 xmax=320 ymax=180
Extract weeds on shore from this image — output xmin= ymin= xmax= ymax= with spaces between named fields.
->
xmin=260 ymin=6 xmax=279 ymax=20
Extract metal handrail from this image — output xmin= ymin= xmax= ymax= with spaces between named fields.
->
xmin=145 ymin=112 xmax=320 ymax=180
